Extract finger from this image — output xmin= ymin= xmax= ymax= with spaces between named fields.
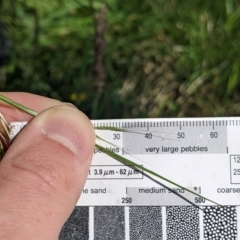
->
xmin=0 ymin=92 xmax=62 ymax=122
xmin=0 ymin=104 xmax=95 ymax=239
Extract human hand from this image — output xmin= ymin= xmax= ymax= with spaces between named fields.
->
xmin=0 ymin=92 xmax=95 ymax=239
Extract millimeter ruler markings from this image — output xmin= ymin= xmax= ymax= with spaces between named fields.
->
xmin=9 ymin=117 xmax=240 ymax=240
xmin=84 ymin=117 xmax=239 ymax=240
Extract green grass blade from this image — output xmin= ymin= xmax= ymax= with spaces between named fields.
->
xmin=95 ymin=143 xmax=221 ymax=206
xmin=95 ymin=126 xmax=180 ymax=141
xmin=0 ymin=94 xmax=38 ymax=117
xmin=0 ymin=94 xmax=221 ymax=206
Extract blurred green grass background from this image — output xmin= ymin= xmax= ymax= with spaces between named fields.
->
xmin=0 ymin=0 xmax=240 ymax=119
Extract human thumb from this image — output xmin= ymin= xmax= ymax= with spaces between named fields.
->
xmin=0 ymin=104 xmax=95 ymax=239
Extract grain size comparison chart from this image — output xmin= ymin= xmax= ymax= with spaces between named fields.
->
xmin=10 ymin=118 xmax=240 ymax=239
xmin=57 ymin=117 xmax=240 ymax=240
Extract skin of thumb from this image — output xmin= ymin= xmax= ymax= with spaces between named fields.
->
xmin=0 ymin=105 xmax=95 ymax=239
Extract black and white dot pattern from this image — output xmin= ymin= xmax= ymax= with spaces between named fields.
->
xmin=203 ymin=206 xmax=237 ymax=239
xmin=58 ymin=205 xmax=238 ymax=239
xmin=166 ymin=206 xmax=200 ymax=239
xmin=94 ymin=206 xmax=125 ymax=240
xmin=59 ymin=206 xmax=89 ymax=240
xmin=129 ymin=206 xmax=162 ymax=240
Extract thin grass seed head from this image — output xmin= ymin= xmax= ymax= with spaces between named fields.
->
xmin=0 ymin=93 xmax=221 ymax=207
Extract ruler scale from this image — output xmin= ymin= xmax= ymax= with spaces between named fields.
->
xmin=9 ymin=117 xmax=240 ymax=239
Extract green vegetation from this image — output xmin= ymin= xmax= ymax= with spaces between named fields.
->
xmin=1 ymin=0 xmax=240 ymax=118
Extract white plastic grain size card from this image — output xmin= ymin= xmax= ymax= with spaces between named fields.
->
xmin=10 ymin=118 xmax=240 ymax=240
